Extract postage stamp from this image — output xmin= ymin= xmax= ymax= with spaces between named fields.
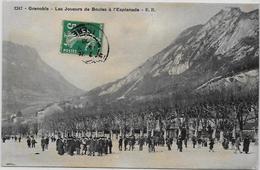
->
xmin=60 ymin=20 xmax=109 ymax=63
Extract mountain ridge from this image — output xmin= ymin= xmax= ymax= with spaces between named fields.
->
xmin=83 ymin=8 xmax=259 ymax=104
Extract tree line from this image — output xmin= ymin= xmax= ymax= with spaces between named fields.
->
xmin=2 ymin=88 xmax=258 ymax=139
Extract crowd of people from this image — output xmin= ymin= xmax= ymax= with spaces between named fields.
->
xmin=25 ymin=136 xmax=50 ymax=150
xmin=117 ymin=134 xmax=252 ymax=154
xmin=1 ymin=132 xmax=253 ymax=156
xmin=55 ymin=136 xmax=113 ymax=156
xmin=119 ymin=135 xmax=165 ymax=152
xmin=2 ymin=135 xmax=21 ymax=143
xmin=118 ymin=135 xmax=200 ymax=153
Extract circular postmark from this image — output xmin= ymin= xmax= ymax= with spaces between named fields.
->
xmin=61 ymin=20 xmax=109 ymax=64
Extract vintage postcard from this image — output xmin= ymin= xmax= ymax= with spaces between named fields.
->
xmin=1 ymin=0 xmax=259 ymax=169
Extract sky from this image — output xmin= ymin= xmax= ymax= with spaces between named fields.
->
xmin=3 ymin=1 xmax=258 ymax=91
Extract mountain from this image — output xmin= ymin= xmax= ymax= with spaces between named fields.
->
xmin=85 ymin=8 xmax=259 ymax=104
xmin=2 ymin=41 xmax=84 ymax=116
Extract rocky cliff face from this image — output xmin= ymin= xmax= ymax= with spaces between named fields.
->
xmin=85 ymin=8 xmax=258 ymax=103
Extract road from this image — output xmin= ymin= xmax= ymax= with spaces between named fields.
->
xmin=1 ymin=138 xmax=258 ymax=169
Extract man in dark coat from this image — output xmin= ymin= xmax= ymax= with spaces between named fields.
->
xmin=102 ymin=138 xmax=106 ymax=155
xmin=94 ymin=138 xmax=98 ymax=154
xmin=124 ymin=137 xmax=128 ymax=151
xmin=56 ymin=137 xmax=65 ymax=155
xmin=243 ymin=136 xmax=250 ymax=154
xmin=67 ymin=137 xmax=74 ymax=156
xmin=27 ymin=136 xmax=31 ymax=148
xmin=82 ymin=138 xmax=88 ymax=155
xmin=181 ymin=128 xmax=186 ymax=141
xmin=166 ymin=136 xmax=172 ymax=151
xmin=192 ymin=136 xmax=197 ymax=148
xmin=147 ymin=136 xmax=152 ymax=152
xmin=31 ymin=137 xmax=37 ymax=148
xmin=41 ymin=136 xmax=46 ymax=151
xmin=150 ymin=137 xmax=155 ymax=152
xmin=177 ymin=137 xmax=183 ymax=152
xmin=45 ymin=137 xmax=49 ymax=150
xmin=97 ymin=138 xmax=102 ymax=156
xmin=108 ymin=138 xmax=113 ymax=154
xmin=119 ymin=137 xmax=123 ymax=151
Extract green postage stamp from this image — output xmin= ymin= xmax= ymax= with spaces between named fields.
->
xmin=60 ymin=20 xmax=109 ymax=63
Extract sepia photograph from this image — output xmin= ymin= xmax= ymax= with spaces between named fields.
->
xmin=1 ymin=1 xmax=259 ymax=169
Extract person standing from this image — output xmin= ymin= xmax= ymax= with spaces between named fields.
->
xmin=97 ymin=138 xmax=102 ymax=156
xmin=151 ymin=136 xmax=155 ymax=152
xmin=103 ymin=138 xmax=107 ymax=155
xmin=108 ymin=137 xmax=113 ymax=154
xmin=243 ymin=136 xmax=250 ymax=154
xmin=177 ymin=137 xmax=183 ymax=152
xmin=94 ymin=138 xmax=98 ymax=155
xmin=45 ymin=137 xmax=49 ymax=150
xmin=209 ymin=138 xmax=214 ymax=152
xmin=119 ymin=136 xmax=123 ymax=151
xmin=222 ymin=138 xmax=229 ymax=150
xmin=41 ymin=136 xmax=46 ymax=151
xmin=31 ymin=137 xmax=37 ymax=148
xmin=192 ymin=135 xmax=197 ymax=148
xmin=67 ymin=137 xmax=76 ymax=156
xmin=18 ymin=136 xmax=21 ymax=143
xmin=124 ymin=137 xmax=128 ymax=151
xmin=204 ymin=138 xmax=208 ymax=147
xmin=27 ymin=136 xmax=31 ymax=148
xmin=101 ymin=138 xmax=105 ymax=156
xmin=166 ymin=136 xmax=172 ymax=151
xmin=56 ymin=137 xmax=65 ymax=155
xmin=147 ymin=136 xmax=152 ymax=152
xmin=82 ymin=138 xmax=88 ymax=155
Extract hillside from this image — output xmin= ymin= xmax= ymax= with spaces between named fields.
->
xmin=2 ymin=41 xmax=84 ymax=116
xmin=84 ymin=8 xmax=258 ymax=104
